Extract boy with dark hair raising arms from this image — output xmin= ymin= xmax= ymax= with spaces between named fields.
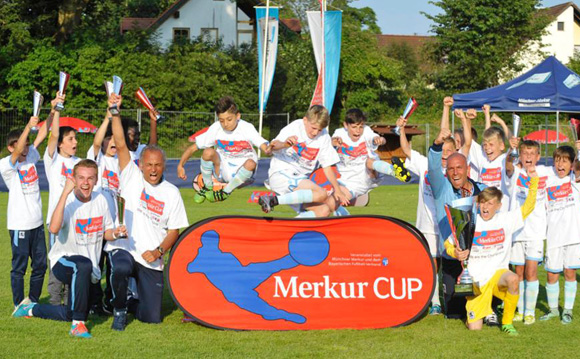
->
xmin=177 ymin=96 xmax=270 ymax=202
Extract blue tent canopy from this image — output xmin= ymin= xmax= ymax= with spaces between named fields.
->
xmin=453 ymin=56 xmax=580 ymax=113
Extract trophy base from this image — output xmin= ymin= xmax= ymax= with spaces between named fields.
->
xmin=55 ymin=103 xmax=64 ymax=112
xmin=454 ymin=283 xmax=475 ymax=297
xmin=109 ymin=105 xmax=120 ymax=116
xmin=156 ymin=114 xmax=166 ymax=124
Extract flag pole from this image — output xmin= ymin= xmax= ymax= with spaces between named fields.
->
xmin=321 ymin=0 xmax=326 ymax=111
xmin=258 ymin=0 xmax=271 ymax=157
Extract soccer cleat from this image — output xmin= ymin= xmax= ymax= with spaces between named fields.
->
xmin=523 ymin=314 xmax=535 ymax=325
xmin=561 ymin=309 xmax=573 ymax=325
xmin=112 ymin=308 xmax=128 ymax=331
xmin=258 ymin=195 xmax=278 ymax=213
xmin=539 ymin=309 xmax=559 ymax=321
xmin=484 ymin=312 xmax=500 ymax=327
xmin=429 ymin=305 xmax=442 ymax=315
xmin=12 ymin=302 xmax=35 ymax=318
xmin=70 ymin=322 xmax=92 ymax=339
xmin=193 ymin=187 xmax=208 ymax=204
xmin=391 ymin=157 xmax=412 ymax=183
xmin=513 ymin=312 xmax=524 ymax=322
xmin=205 ymin=189 xmax=229 ymax=203
xmin=501 ymin=324 xmax=519 ymax=336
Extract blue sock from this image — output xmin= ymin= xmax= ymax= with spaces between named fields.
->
xmin=224 ymin=167 xmax=253 ymax=194
xmin=295 ymin=211 xmax=317 ymax=218
xmin=278 ymin=190 xmax=313 ymax=205
xmin=564 ymin=280 xmax=577 ymax=310
xmin=200 ymin=159 xmax=214 ymax=190
xmin=524 ymin=280 xmax=539 ymax=316
xmin=372 ymin=161 xmax=394 ymax=176
xmin=546 ymin=282 xmax=560 ymax=311
xmin=333 ymin=206 xmax=350 ymax=216
xmin=517 ymin=281 xmax=525 ymax=314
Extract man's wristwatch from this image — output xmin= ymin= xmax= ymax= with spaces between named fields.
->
xmin=157 ymin=246 xmax=165 ymax=256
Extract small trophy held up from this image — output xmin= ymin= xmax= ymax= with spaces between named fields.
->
xmin=136 ymin=87 xmax=166 ymax=124
xmin=570 ymin=118 xmax=580 ymax=159
xmin=116 ymin=195 xmax=127 ymax=238
xmin=55 ymin=71 xmax=70 ymax=112
xmin=392 ymin=97 xmax=418 ymax=136
xmin=31 ymin=91 xmax=44 ymax=133
xmin=511 ymin=113 xmax=521 ymax=159
xmin=108 ymin=76 xmax=123 ymax=116
xmin=445 ymin=197 xmax=476 ymax=297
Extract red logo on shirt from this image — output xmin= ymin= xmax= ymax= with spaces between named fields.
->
xmin=61 ymin=163 xmax=73 ymax=179
xmin=140 ymin=190 xmax=165 ymax=215
xmin=474 ymin=229 xmax=505 ymax=246
xmin=75 ymin=216 xmax=104 ymax=234
xmin=547 ymin=182 xmax=572 ymax=201
xmin=480 ymin=167 xmax=501 ymax=183
xmin=216 ymin=140 xmax=252 ymax=153
xmin=18 ymin=166 xmax=39 ymax=184
xmin=517 ymin=174 xmax=547 ymax=189
xmin=337 ymin=142 xmax=367 ymax=158
xmin=103 ymin=169 xmax=119 ymax=190
xmin=292 ymin=143 xmax=320 ymax=161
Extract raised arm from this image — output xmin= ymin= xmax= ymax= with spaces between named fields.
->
xmin=491 ymin=114 xmax=510 ymax=138
xmin=461 ymin=109 xmax=475 ymax=156
xmin=441 ymin=96 xmax=453 ymax=131
xmin=177 ymin=143 xmax=199 ymax=180
xmin=396 ymin=116 xmax=412 ymax=159
xmin=505 ymin=136 xmax=520 ymax=178
xmin=483 ymin=104 xmax=491 ymax=130
xmin=148 ymin=109 xmax=158 ymax=146
xmin=428 ymin=128 xmax=452 ymax=199
xmin=45 ymin=92 xmax=64 ymax=158
xmin=49 ymin=178 xmax=75 ymax=234
xmin=110 ymin=94 xmax=131 ymax=171
xmin=91 ymin=101 xmax=115 ymax=158
xmin=10 ymin=117 xmax=38 ymax=165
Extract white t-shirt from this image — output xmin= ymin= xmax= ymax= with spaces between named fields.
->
xmin=508 ymin=165 xmax=551 ymax=242
xmin=545 ymin=171 xmax=580 ymax=249
xmin=269 ymin=119 xmax=339 ymax=177
xmin=0 ymin=146 xmax=43 ymax=230
xmin=44 ymin=149 xmax=81 ymax=225
xmin=87 ymin=146 xmax=120 ymax=198
xmin=332 ymin=126 xmax=379 ymax=189
xmin=130 ymin=144 xmax=146 ymax=167
xmin=404 ymin=150 xmax=439 ymax=235
xmin=105 ymin=161 xmax=189 ymax=271
xmin=195 ymin=120 xmax=267 ymax=167
xmin=48 ymin=191 xmax=114 ymax=282
xmin=468 ymin=141 xmax=509 ymax=209
xmin=467 ymin=209 xmax=524 ymax=286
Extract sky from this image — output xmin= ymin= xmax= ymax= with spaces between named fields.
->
xmin=352 ymin=0 xmax=578 ymax=35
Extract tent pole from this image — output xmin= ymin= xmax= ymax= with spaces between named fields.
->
xmin=556 ymin=111 xmax=560 ymax=148
xmin=545 ymin=114 xmax=548 ymax=165
xmin=451 ymin=111 xmax=455 ymax=134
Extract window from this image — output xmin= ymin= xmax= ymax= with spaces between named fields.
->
xmin=173 ymin=28 xmax=190 ymax=43
xmin=201 ymin=28 xmax=218 ymax=42
xmin=557 ymin=22 xmax=565 ymax=31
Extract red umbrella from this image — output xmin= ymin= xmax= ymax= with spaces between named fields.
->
xmin=38 ymin=117 xmax=97 ymax=134
xmin=523 ymin=129 xmax=569 ymax=144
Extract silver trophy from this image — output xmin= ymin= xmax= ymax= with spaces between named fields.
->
xmin=108 ymin=75 xmax=123 ymax=116
xmin=55 ymin=71 xmax=69 ymax=112
xmin=392 ymin=97 xmax=418 ymax=135
xmin=445 ymin=197 xmax=476 ymax=297
xmin=511 ymin=113 xmax=521 ymax=159
xmin=116 ymin=195 xmax=127 ymax=238
xmin=31 ymin=91 xmax=44 ymax=133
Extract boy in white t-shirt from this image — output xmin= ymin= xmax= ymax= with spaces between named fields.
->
xmin=330 ymin=109 xmax=410 ymax=209
xmin=13 ymin=160 xmax=127 ymax=339
xmin=539 ymin=145 xmax=580 ymax=324
xmin=505 ymin=139 xmax=550 ymax=324
xmin=177 ymin=96 xmax=270 ymax=203
xmin=258 ymin=105 xmax=349 ymax=217
xmin=0 ymin=114 xmax=52 ymax=309
xmin=445 ymin=168 xmax=539 ymax=336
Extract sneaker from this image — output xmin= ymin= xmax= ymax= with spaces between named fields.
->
xmin=112 ymin=308 xmax=128 ymax=331
xmin=539 ymin=309 xmax=559 ymax=321
xmin=501 ymin=324 xmax=519 ymax=336
xmin=391 ymin=157 xmax=412 ymax=183
xmin=12 ymin=302 xmax=35 ymax=318
xmin=89 ymin=304 xmax=106 ymax=317
xmin=561 ymin=309 xmax=573 ymax=325
xmin=513 ymin=312 xmax=524 ymax=322
xmin=193 ymin=187 xmax=207 ymax=204
xmin=429 ymin=305 xmax=442 ymax=315
xmin=523 ymin=314 xmax=535 ymax=325
xmin=258 ymin=195 xmax=278 ymax=213
xmin=205 ymin=189 xmax=229 ymax=203
xmin=70 ymin=322 xmax=92 ymax=338
xmin=102 ymin=300 xmax=113 ymax=315
xmin=484 ymin=312 xmax=500 ymax=327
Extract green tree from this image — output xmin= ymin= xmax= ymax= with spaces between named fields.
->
xmin=424 ymin=0 xmax=550 ymax=92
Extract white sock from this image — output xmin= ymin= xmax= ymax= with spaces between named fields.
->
xmin=333 ymin=206 xmax=350 ymax=216
xmin=431 ymin=273 xmax=441 ymax=306
xmin=517 ymin=281 xmax=525 ymax=314
xmin=546 ymin=282 xmax=560 ymax=311
xmin=72 ymin=320 xmax=84 ymax=326
xmin=295 ymin=211 xmax=317 ymax=218
xmin=224 ymin=167 xmax=253 ymax=194
xmin=278 ymin=190 xmax=313 ymax=205
xmin=564 ymin=280 xmax=577 ymax=310
xmin=524 ymin=280 xmax=539 ymax=316
xmin=200 ymin=159 xmax=214 ymax=190
xmin=372 ymin=161 xmax=394 ymax=176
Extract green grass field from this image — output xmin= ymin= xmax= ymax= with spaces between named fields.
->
xmin=2 ymin=185 xmax=580 ymax=358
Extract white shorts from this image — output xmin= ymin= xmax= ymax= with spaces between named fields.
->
xmin=269 ymin=170 xmax=309 ymax=213
xmin=217 ymin=155 xmax=254 ymax=182
xmin=509 ymin=241 xmax=544 ymax=266
xmin=339 ymin=176 xmax=380 ymax=199
xmin=422 ymin=232 xmax=440 ymax=258
xmin=545 ymin=243 xmax=580 ymax=273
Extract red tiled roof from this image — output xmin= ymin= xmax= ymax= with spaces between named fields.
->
xmin=120 ymin=18 xmax=155 ymax=33
xmin=280 ymin=18 xmax=301 ymax=33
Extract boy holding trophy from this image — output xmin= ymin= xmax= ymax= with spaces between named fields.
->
xmin=444 ymin=167 xmax=539 ymax=335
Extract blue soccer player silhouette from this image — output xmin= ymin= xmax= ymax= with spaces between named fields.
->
xmin=187 ymin=229 xmax=330 ymax=324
